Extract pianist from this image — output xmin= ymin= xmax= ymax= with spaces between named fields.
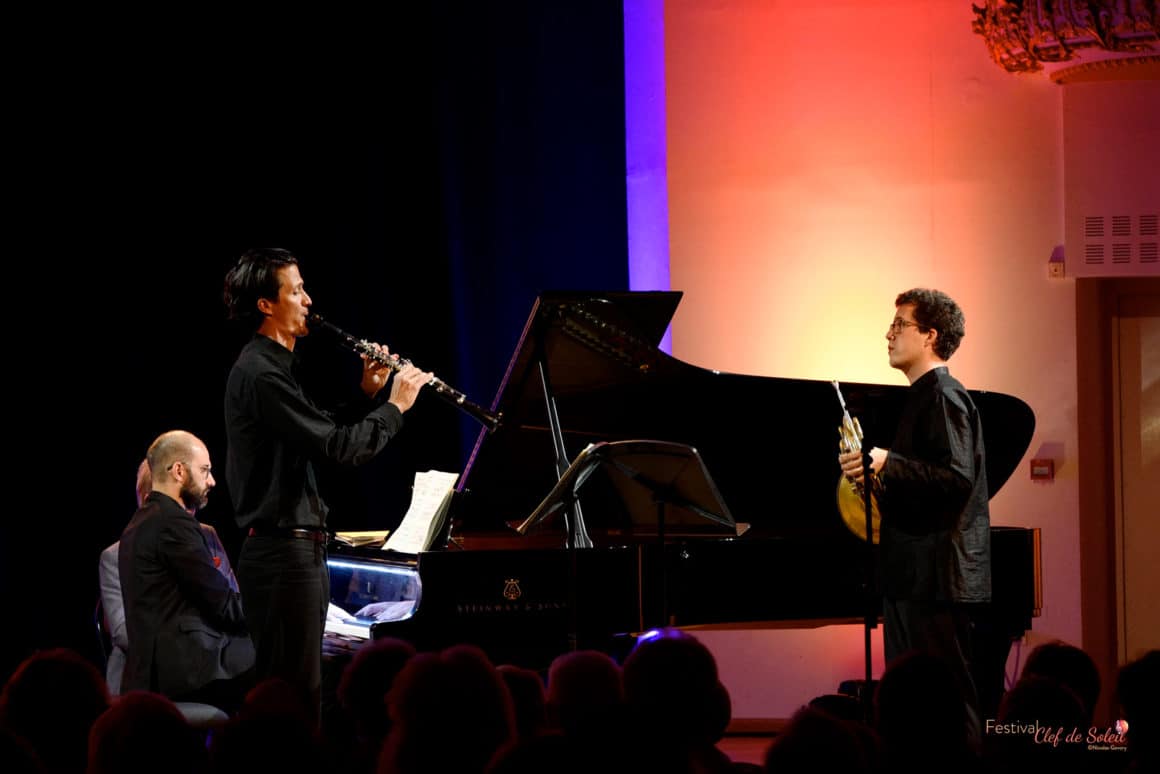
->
xmin=119 ymin=431 xmax=254 ymax=711
xmin=838 ymin=288 xmax=990 ymax=727
xmin=100 ymin=458 xmax=239 ymax=695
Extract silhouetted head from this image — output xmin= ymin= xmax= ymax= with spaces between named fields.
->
xmin=87 ymin=690 xmax=205 ymax=774
xmin=988 ymin=675 xmax=1089 ymax=773
xmin=485 ymin=732 xmax=583 ymax=774
xmin=764 ymin=705 xmax=871 ymax=774
xmin=875 ymin=650 xmax=972 ymax=767
xmin=1021 ymin=640 xmax=1100 ymax=722
xmin=0 ymin=648 xmax=109 ymax=774
xmin=239 ymin=676 xmax=312 ymax=724
xmin=1117 ymin=649 xmax=1160 ymax=759
xmin=381 ymin=644 xmax=515 ymax=774
xmin=337 ymin=637 xmax=416 ymax=742
xmin=622 ymin=629 xmax=730 ymax=748
xmin=546 ymin=649 xmax=624 ymax=739
xmin=211 ymin=689 xmax=322 ymax=774
xmin=496 ymin=665 xmax=546 ymax=741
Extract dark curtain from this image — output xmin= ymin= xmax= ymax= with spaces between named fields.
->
xmin=3 ymin=3 xmax=628 ymax=679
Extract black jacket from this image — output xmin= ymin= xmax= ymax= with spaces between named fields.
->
xmin=878 ymin=367 xmax=991 ymax=603
xmin=119 ymin=492 xmax=253 ymax=697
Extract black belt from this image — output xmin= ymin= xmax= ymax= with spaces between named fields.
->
xmin=248 ymin=526 xmax=329 ymax=543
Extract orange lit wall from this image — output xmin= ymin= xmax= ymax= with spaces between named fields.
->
xmin=664 ymin=0 xmax=1081 ymax=719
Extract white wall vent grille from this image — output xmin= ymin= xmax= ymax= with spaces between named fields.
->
xmin=1071 ymin=210 xmax=1160 ymax=277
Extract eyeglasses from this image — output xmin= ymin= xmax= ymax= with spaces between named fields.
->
xmin=168 ymin=460 xmax=213 ymax=477
xmin=888 ymin=318 xmax=924 ymax=335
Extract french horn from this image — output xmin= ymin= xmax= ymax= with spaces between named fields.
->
xmin=833 ymin=381 xmax=881 ymax=543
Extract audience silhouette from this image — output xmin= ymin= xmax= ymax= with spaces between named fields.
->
xmin=334 ymin=637 xmax=417 ymax=773
xmin=546 ymin=649 xmax=625 ymax=743
xmin=87 ymin=690 xmax=207 ymax=774
xmin=496 ymin=664 xmax=547 ymax=742
xmin=1020 ymin=639 xmax=1101 ymax=724
xmin=874 ymin=649 xmax=979 ymax=774
xmin=210 ymin=677 xmax=323 ymax=774
xmin=988 ymin=673 xmax=1091 ymax=774
xmin=763 ymin=705 xmax=871 ymax=773
xmin=378 ymin=644 xmax=515 ymax=774
xmin=805 ymin=693 xmax=880 ymax=769
xmin=543 ymin=649 xmax=630 ymax=772
xmin=0 ymin=648 xmax=110 ymax=774
xmin=621 ymin=628 xmax=739 ymax=773
xmin=1117 ymin=649 xmax=1159 ymax=774
xmin=0 ymin=725 xmax=44 ymax=774
xmin=4 ymin=618 xmax=1144 ymax=773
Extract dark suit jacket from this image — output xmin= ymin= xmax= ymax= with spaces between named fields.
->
xmin=119 ymin=491 xmax=254 ymax=698
xmin=101 ymin=522 xmax=239 ymax=695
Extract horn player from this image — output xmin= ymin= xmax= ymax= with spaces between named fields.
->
xmin=838 ymin=288 xmax=991 ymax=731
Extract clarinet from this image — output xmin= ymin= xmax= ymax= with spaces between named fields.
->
xmin=308 ymin=313 xmax=501 ymax=432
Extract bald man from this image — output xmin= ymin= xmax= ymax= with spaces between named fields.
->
xmin=119 ymin=430 xmax=254 ymax=709
xmin=99 ymin=458 xmax=240 ymax=695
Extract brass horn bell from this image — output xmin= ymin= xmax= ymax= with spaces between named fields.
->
xmin=833 ymin=382 xmax=881 ymax=543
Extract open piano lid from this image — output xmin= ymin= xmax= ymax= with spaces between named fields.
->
xmin=453 ymin=291 xmax=1035 ymax=542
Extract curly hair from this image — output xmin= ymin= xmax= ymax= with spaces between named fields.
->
xmin=895 ymin=288 xmax=965 ymax=361
xmin=222 ymin=248 xmax=299 ymax=326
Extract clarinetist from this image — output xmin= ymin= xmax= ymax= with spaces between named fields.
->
xmin=221 ymin=247 xmax=430 ymax=722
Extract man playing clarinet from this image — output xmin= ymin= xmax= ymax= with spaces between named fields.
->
xmin=221 ymin=247 xmax=430 ymax=722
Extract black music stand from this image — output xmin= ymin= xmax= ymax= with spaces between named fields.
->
xmin=859 ymin=448 xmax=876 ymax=723
xmin=519 ymin=440 xmax=738 ymax=637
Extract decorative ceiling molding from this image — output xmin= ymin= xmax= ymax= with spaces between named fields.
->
xmin=971 ymin=0 xmax=1159 ymax=74
xmin=1049 ymin=52 xmax=1160 ymax=81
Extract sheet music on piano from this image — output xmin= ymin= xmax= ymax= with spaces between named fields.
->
xmin=382 ymin=470 xmax=459 ymax=555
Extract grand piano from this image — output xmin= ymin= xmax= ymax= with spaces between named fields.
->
xmin=328 ymin=291 xmax=1041 ymax=706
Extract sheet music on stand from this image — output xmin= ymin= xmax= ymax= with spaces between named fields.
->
xmin=382 ymin=470 xmax=459 ymax=555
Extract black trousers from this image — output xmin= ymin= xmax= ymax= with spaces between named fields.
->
xmin=882 ymin=598 xmax=982 ymax=718
xmin=237 ymin=536 xmax=329 ymax=722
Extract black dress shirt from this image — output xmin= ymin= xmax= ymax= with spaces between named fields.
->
xmin=224 ymin=334 xmax=403 ymax=529
xmin=878 ymin=366 xmax=991 ymax=603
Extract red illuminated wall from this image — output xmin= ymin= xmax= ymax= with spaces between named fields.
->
xmin=662 ymin=0 xmax=1086 ymax=720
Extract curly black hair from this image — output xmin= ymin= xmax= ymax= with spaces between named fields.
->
xmin=895 ymin=288 xmax=965 ymax=360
